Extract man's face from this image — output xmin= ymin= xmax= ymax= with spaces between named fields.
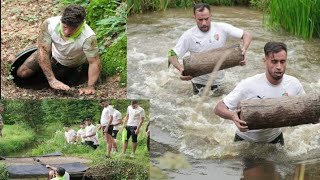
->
xmin=61 ymin=23 xmax=78 ymax=37
xmin=194 ymin=8 xmax=211 ymax=32
xmin=264 ymin=50 xmax=287 ymax=84
xmin=85 ymin=120 xmax=91 ymax=126
xmin=80 ymin=124 xmax=84 ymax=129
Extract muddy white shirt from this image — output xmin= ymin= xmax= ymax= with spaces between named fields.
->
xmin=223 ymin=73 xmax=305 ymax=143
xmin=100 ymin=106 xmax=114 ymax=126
xmin=127 ymin=105 xmax=145 ymax=127
xmin=64 ymin=129 xmax=76 ymax=144
xmin=173 ymin=22 xmax=243 ymax=85
xmin=47 ymin=16 xmax=98 ymax=67
xmin=85 ymin=124 xmax=97 ymax=143
xmin=112 ymin=109 xmax=122 ymax=130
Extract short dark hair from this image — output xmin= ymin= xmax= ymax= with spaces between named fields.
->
xmin=61 ymin=5 xmax=86 ymax=28
xmin=131 ymin=100 xmax=138 ymax=105
xmin=84 ymin=117 xmax=92 ymax=122
xmin=193 ymin=3 xmax=211 ymax=15
xmin=56 ymin=167 xmax=66 ymax=177
xmin=264 ymin=42 xmax=287 ymax=57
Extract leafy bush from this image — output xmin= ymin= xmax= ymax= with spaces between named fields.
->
xmin=0 ymin=124 xmax=35 ymax=156
xmin=0 ymin=163 xmax=8 ymax=180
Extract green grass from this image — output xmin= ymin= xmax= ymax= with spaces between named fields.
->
xmin=0 ymin=162 xmax=8 ymax=180
xmin=30 ymin=122 xmax=150 ymax=179
xmin=265 ymin=0 xmax=320 ymax=39
xmin=0 ymin=124 xmax=35 ymax=156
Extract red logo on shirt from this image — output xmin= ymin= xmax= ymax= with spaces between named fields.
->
xmin=214 ymin=33 xmax=219 ymax=41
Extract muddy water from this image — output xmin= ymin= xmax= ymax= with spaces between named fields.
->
xmin=127 ymin=6 xmax=320 ymax=179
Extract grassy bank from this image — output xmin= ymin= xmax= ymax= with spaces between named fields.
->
xmin=266 ymin=0 xmax=320 ymax=39
xmin=31 ymin=122 xmax=150 ymax=179
xmin=0 ymin=124 xmax=35 ymax=156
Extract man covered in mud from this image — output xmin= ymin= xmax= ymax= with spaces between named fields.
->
xmin=16 ymin=5 xmax=100 ymax=95
xmin=214 ymin=42 xmax=305 ymax=145
xmin=168 ymin=3 xmax=252 ymax=95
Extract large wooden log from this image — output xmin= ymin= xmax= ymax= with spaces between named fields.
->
xmin=239 ymin=94 xmax=320 ymax=130
xmin=182 ymin=44 xmax=243 ymax=77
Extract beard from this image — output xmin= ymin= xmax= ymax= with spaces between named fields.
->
xmin=198 ymin=24 xmax=210 ymax=32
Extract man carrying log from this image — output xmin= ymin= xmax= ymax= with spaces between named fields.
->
xmin=214 ymin=42 xmax=305 ymax=145
xmin=16 ymin=5 xmax=100 ymax=95
xmin=168 ymin=3 xmax=252 ymax=95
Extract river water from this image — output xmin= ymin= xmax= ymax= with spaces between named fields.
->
xmin=127 ymin=6 xmax=320 ymax=179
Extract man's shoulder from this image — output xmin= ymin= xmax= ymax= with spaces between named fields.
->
xmin=282 ymin=74 xmax=302 ymax=85
xmin=241 ymin=73 xmax=264 ymax=85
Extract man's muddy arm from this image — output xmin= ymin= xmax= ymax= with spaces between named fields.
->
xmin=87 ymin=56 xmax=101 ymax=88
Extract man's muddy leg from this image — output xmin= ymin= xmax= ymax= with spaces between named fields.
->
xmin=16 ymin=50 xmax=40 ymax=78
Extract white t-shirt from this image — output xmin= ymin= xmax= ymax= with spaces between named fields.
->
xmin=47 ymin=16 xmax=98 ymax=67
xmin=173 ymin=22 xmax=243 ymax=85
xmin=64 ymin=129 xmax=76 ymax=144
xmin=100 ymin=105 xmax=114 ymax=126
xmin=112 ymin=109 xmax=122 ymax=130
xmin=51 ymin=171 xmax=70 ymax=180
xmin=127 ymin=105 xmax=145 ymax=127
xmin=223 ymin=73 xmax=305 ymax=143
xmin=85 ymin=124 xmax=97 ymax=144
xmin=77 ymin=128 xmax=85 ymax=143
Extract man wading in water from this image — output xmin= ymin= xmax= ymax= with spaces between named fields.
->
xmin=168 ymin=3 xmax=252 ymax=95
xmin=16 ymin=5 xmax=100 ymax=95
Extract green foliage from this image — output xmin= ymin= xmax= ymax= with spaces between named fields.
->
xmin=101 ymin=34 xmax=127 ymax=87
xmin=0 ymin=124 xmax=35 ymax=156
xmin=128 ymin=0 xmax=169 ymax=15
xmin=0 ymin=163 xmax=8 ymax=180
xmin=249 ymin=0 xmax=269 ymax=10
xmin=265 ymin=0 xmax=320 ymax=39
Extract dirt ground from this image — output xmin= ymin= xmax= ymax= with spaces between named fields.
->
xmin=1 ymin=0 xmax=127 ymax=99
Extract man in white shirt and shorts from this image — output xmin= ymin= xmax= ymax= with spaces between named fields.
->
xmin=168 ymin=3 xmax=252 ymax=95
xmin=111 ymin=108 xmax=122 ymax=152
xmin=99 ymin=100 xmax=114 ymax=157
xmin=214 ymin=42 xmax=305 ymax=145
xmin=122 ymin=100 xmax=145 ymax=158
xmin=16 ymin=5 xmax=100 ymax=95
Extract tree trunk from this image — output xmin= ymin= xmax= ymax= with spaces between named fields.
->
xmin=239 ymin=94 xmax=320 ymax=130
xmin=182 ymin=44 xmax=243 ymax=77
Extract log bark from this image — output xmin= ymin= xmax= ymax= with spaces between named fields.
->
xmin=239 ymin=94 xmax=320 ymax=130
xmin=182 ymin=44 xmax=243 ymax=77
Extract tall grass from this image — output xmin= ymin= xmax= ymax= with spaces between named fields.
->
xmin=0 ymin=124 xmax=35 ymax=156
xmin=266 ymin=0 xmax=320 ymax=39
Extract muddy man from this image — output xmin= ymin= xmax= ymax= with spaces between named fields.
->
xmin=16 ymin=5 xmax=100 ymax=95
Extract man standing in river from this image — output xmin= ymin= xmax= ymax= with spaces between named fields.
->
xmin=214 ymin=42 xmax=305 ymax=145
xmin=168 ymin=3 xmax=252 ymax=95
xmin=16 ymin=5 xmax=100 ymax=95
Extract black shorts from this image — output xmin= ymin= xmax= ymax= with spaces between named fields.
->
xmin=102 ymin=125 xmax=114 ymax=136
xmin=234 ymin=133 xmax=284 ymax=145
xmin=112 ymin=130 xmax=119 ymax=139
xmin=84 ymin=141 xmax=97 ymax=149
xmin=126 ymin=126 xmax=138 ymax=143
xmin=192 ymin=82 xmax=218 ymax=95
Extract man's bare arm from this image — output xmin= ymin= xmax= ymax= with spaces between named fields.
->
xmin=38 ymin=20 xmax=70 ymax=90
xmin=168 ymin=53 xmax=192 ymax=81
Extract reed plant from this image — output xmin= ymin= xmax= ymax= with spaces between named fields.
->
xmin=266 ymin=0 xmax=320 ymax=39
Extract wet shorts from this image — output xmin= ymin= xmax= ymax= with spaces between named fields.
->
xmin=192 ymin=82 xmax=218 ymax=95
xmin=112 ymin=130 xmax=119 ymax=139
xmin=102 ymin=125 xmax=114 ymax=136
xmin=234 ymin=133 xmax=284 ymax=146
xmin=126 ymin=126 xmax=138 ymax=143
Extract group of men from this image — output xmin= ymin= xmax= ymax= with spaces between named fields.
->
xmin=63 ymin=100 xmax=146 ymax=158
xmin=168 ymin=3 xmax=306 ymax=145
